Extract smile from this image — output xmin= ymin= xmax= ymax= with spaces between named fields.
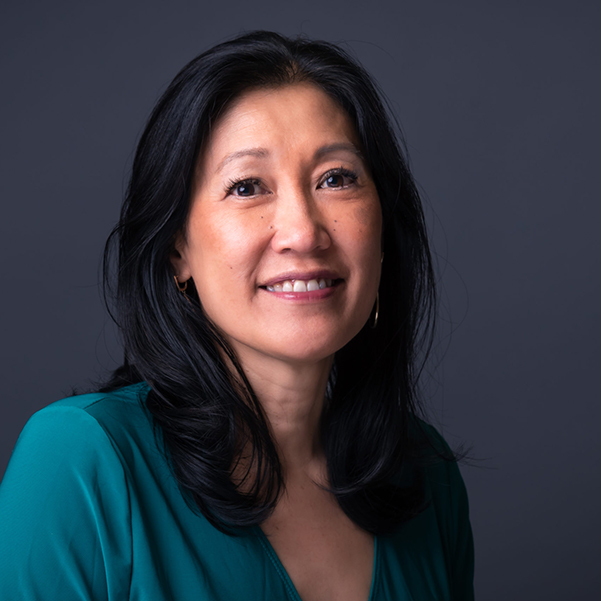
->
xmin=264 ymin=278 xmax=335 ymax=293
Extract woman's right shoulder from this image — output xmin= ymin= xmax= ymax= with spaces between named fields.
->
xmin=3 ymin=382 xmax=154 ymax=485
xmin=26 ymin=381 xmax=151 ymax=438
xmin=38 ymin=380 xmax=151 ymax=417
xmin=0 ymin=384 xmax=153 ymax=599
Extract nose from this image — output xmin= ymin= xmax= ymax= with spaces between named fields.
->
xmin=270 ymin=188 xmax=331 ymax=254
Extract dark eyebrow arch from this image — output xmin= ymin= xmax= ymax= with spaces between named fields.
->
xmin=215 ymin=143 xmax=363 ymax=174
xmin=313 ymin=143 xmax=364 ymax=162
xmin=216 ymin=148 xmax=269 ymax=173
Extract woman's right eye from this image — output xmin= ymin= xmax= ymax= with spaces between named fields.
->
xmin=226 ymin=178 xmax=263 ymax=197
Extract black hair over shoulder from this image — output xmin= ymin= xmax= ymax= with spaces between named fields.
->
xmin=102 ymin=31 xmax=439 ymax=534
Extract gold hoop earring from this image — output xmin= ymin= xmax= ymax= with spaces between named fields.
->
xmin=174 ymin=275 xmax=189 ymax=294
xmin=370 ymin=253 xmax=384 ymax=329
xmin=371 ymin=292 xmax=379 ymax=329
xmin=174 ymin=276 xmax=192 ymax=304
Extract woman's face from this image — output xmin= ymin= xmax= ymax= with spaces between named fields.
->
xmin=172 ymin=83 xmax=382 ymax=368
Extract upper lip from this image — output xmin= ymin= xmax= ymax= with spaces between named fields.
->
xmin=260 ymin=270 xmax=343 ymax=287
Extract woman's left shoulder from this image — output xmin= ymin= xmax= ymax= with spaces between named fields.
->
xmin=401 ymin=416 xmax=475 ymax=600
xmin=408 ymin=416 xmax=468 ymax=506
xmin=409 ymin=416 xmax=455 ymax=458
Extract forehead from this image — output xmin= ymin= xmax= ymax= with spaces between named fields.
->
xmin=199 ymin=83 xmax=360 ymax=171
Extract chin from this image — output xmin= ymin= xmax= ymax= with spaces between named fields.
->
xmin=270 ymin=329 xmax=363 ymax=365
xmin=224 ymin=313 xmax=371 ymax=367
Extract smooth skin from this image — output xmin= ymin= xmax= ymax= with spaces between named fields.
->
xmin=172 ymin=83 xmax=382 ymax=601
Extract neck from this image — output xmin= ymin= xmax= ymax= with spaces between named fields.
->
xmin=235 ymin=350 xmax=333 ymax=475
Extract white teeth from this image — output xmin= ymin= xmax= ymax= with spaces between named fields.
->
xmin=293 ymin=280 xmax=307 ymax=292
xmin=265 ymin=278 xmax=337 ymax=292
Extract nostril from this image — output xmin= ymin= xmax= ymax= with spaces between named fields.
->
xmin=270 ymin=220 xmax=331 ymax=254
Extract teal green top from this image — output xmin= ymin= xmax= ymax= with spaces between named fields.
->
xmin=0 ymin=383 xmax=474 ymax=600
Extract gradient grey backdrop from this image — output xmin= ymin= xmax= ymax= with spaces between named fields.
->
xmin=1 ymin=0 xmax=599 ymax=598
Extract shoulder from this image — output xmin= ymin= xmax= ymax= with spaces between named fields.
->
xmin=403 ymin=417 xmax=475 ymax=599
xmin=0 ymin=385 xmax=152 ymax=599
xmin=408 ymin=415 xmax=455 ymax=460
xmin=403 ymin=416 xmax=471 ymax=545
xmin=37 ymin=380 xmax=151 ymax=424
xmin=22 ymin=381 xmax=151 ymax=445
xmin=4 ymin=382 xmax=153 ymax=485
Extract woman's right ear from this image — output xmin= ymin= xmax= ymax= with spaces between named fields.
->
xmin=170 ymin=234 xmax=192 ymax=283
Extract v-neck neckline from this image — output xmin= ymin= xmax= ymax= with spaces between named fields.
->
xmin=255 ymin=526 xmax=379 ymax=601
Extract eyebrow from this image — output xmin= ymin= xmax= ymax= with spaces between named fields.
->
xmin=313 ymin=143 xmax=364 ymax=162
xmin=215 ymin=142 xmax=364 ymax=174
xmin=216 ymin=148 xmax=270 ymax=173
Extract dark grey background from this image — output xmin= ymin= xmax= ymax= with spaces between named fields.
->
xmin=1 ymin=0 xmax=599 ymax=598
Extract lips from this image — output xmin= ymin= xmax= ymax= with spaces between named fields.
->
xmin=259 ymin=271 xmax=342 ymax=293
xmin=266 ymin=278 xmax=334 ymax=292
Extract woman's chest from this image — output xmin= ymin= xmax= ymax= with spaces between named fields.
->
xmin=260 ymin=496 xmax=376 ymax=601
xmin=122 ymin=469 xmax=454 ymax=601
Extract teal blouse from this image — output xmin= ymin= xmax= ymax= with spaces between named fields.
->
xmin=0 ymin=383 xmax=474 ymax=600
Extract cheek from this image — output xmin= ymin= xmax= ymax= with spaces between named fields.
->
xmin=354 ymin=204 xmax=383 ymax=291
xmin=353 ymin=204 xmax=377 ymax=227
xmin=349 ymin=200 xmax=382 ymax=251
xmin=186 ymin=210 xmax=268 ymax=285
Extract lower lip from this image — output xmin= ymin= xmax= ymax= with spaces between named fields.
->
xmin=260 ymin=281 xmax=342 ymax=302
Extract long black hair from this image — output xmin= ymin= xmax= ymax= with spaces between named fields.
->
xmin=102 ymin=30 xmax=439 ymax=535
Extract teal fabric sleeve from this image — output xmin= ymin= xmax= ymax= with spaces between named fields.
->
xmin=433 ymin=454 xmax=475 ymax=601
xmin=422 ymin=423 xmax=475 ymax=601
xmin=0 ymin=404 xmax=133 ymax=600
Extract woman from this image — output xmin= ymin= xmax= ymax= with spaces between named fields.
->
xmin=0 ymin=31 xmax=474 ymax=600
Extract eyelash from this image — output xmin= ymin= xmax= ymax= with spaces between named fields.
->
xmin=319 ymin=167 xmax=358 ymax=188
xmin=225 ymin=177 xmax=263 ymax=197
xmin=225 ymin=167 xmax=359 ymax=197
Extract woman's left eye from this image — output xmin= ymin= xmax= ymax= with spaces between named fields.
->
xmin=318 ymin=168 xmax=358 ymax=189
